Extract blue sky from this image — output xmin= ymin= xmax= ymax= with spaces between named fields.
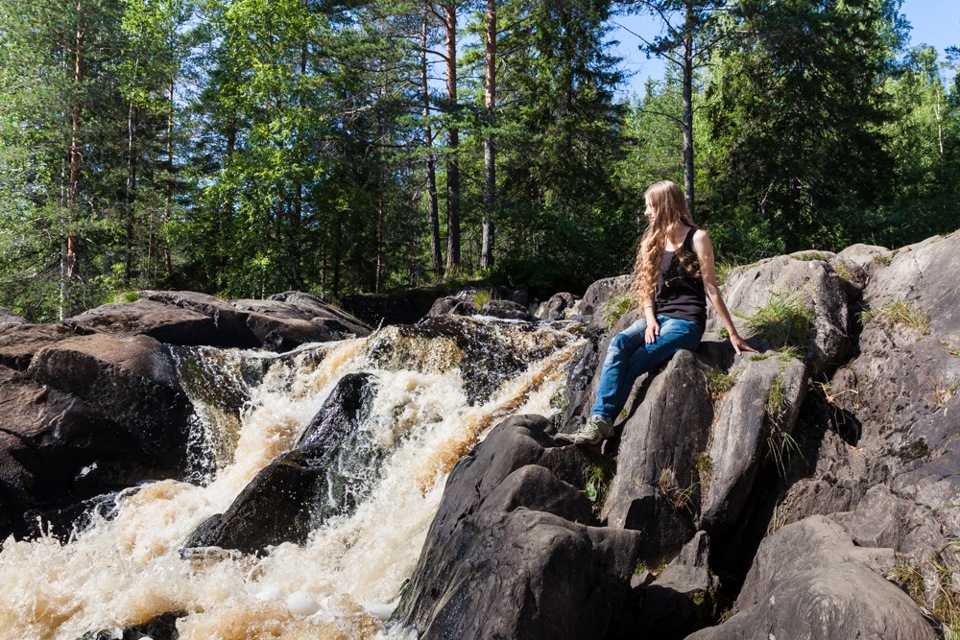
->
xmin=610 ymin=0 xmax=960 ymax=98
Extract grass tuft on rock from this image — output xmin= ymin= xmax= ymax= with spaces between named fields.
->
xmin=740 ymin=290 xmax=814 ymax=352
xmin=860 ymin=299 xmax=929 ymax=336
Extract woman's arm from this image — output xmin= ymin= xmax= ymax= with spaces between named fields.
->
xmin=642 ymin=292 xmax=659 ymax=344
xmin=693 ymin=229 xmax=757 ymax=355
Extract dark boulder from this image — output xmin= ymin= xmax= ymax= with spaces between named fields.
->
xmin=687 ymin=516 xmax=935 ymax=640
xmin=66 ymin=299 xmax=221 ymax=346
xmin=395 ymin=415 xmax=642 ymax=640
xmin=0 ymin=323 xmax=86 ymax=370
xmin=423 ymin=296 xmax=479 ymax=318
xmin=479 ymin=299 xmax=535 ymax=321
xmin=600 ymin=350 xmax=713 ymax=563
xmin=700 ymin=355 xmax=807 ymax=535
xmin=709 ymin=254 xmax=853 ymax=372
xmin=182 ymin=373 xmax=378 ymax=554
xmin=616 ymin=531 xmax=720 ymax=640
xmin=0 ymin=307 xmax=28 ymax=332
xmin=538 ymin=292 xmax=578 ymax=321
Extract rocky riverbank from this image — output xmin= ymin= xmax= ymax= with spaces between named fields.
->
xmin=1 ymin=232 xmax=958 ymax=639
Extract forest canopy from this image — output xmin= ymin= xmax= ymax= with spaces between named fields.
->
xmin=0 ymin=0 xmax=956 ymax=322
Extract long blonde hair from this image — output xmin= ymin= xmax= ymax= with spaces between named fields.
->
xmin=632 ymin=180 xmax=699 ymax=302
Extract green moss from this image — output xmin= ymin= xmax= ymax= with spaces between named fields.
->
xmin=602 ymin=295 xmax=634 ymax=331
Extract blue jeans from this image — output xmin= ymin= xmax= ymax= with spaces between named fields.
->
xmin=590 ymin=315 xmax=704 ymax=421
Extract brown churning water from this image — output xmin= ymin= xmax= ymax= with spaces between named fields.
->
xmin=0 ymin=317 xmax=584 ymax=640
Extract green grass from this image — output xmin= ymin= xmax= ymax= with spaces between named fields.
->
xmin=888 ymin=554 xmax=960 ymax=640
xmin=873 ymin=253 xmax=892 ymax=266
xmin=113 ymin=291 xmax=141 ymax=304
xmin=764 ymin=375 xmax=801 ymax=477
xmin=602 ymin=295 xmax=634 ymax=331
xmin=706 ymin=367 xmax=736 ymax=401
xmin=861 ymin=300 xmax=929 ymax=336
xmin=582 ymin=455 xmax=616 ymax=511
xmin=740 ymin=290 xmax=814 ymax=351
xmin=473 ymin=289 xmax=493 ymax=306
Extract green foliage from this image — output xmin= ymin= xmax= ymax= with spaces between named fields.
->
xmin=0 ymin=0 xmax=956 ymax=318
xmin=741 ymin=290 xmax=814 ymax=351
xmin=582 ymin=455 xmax=616 ymax=510
xmin=702 ymin=0 xmax=907 ymax=255
xmin=472 ymin=289 xmax=493 ymax=306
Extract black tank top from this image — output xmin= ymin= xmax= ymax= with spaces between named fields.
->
xmin=655 ymin=228 xmax=707 ymax=329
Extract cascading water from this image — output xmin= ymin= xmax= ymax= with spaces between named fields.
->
xmin=0 ymin=316 xmax=586 ymax=640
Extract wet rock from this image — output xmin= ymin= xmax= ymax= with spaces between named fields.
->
xmin=424 ymin=296 xmax=479 ymax=318
xmin=235 ymin=294 xmax=370 ymax=350
xmin=0 ymin=363 xmax=172 ymax=536
xmin=134 ymin=289 xmax=371 ymax=350
xmin=700 ymin=355 xmax=807 ymax=535
xmin=82 ymin=611 xmax=184 ymax=640
xmin=688 ymin=516 xmax=934 ymax=640
xmin=600 ymin=350 xmax=713 ymax=563
xmin=479 ymin=299 xmax=535 ymax=321
xmin=708 ymin=254 xmax=853 ymax=372
xmin=538 ymin=292 xmax=578 ymax=321
xmin=27 ymin=334 xmax=194 ymax=468
xmin=183 ymin=373 xmax=379 ymax=554
xmin=395 ymin=415 xmax=642 ymax=640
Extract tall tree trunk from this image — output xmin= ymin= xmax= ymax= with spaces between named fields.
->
xmin=681 ymin=5 xmax=695 ymax=217
xmin=162 ymin=28 xmax=175 ymax=280
xmin=125 ymin=100 xmax=137 ymax=286
xmin=443 ymin=2 xmax=460 ymax=275
xmin=61 ymin=1 xmax=85 ymax=320
xmin=422 ymin=2 xmax=443 ymax=278
xmin=480 ymin=0 xmax=496 ymax=270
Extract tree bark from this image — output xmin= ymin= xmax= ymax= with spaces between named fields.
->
xmin=443 ymin=2 xmax=460 ymax=275
xmin=61 ymin=0 xmax=85 ymax=320
xmin=422 ymin=2 xmax=443 ymax=278
xmin=480 ymin=0 xmax=496 ymax=270
xmin=682 ymin=5 xmax=695 ymax=218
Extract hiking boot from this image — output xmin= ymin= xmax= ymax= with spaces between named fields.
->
xmin=554 ymin=415 xmax=614 ymax=446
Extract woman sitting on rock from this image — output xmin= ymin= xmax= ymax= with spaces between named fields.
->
xmin=556 ymin=180 xmax=755 ymax=446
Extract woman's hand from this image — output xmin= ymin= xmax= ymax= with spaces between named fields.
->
xmin=729 ymin=333 xmax=757 ymax=355
xmin=644 ymin=319 xmax=660 ymax=344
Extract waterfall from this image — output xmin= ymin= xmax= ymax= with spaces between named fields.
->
xmin=0 ymin=316 xmax=585 ymax=640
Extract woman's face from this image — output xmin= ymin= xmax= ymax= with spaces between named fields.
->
xmin=644 ymin=197 xmax=657 ymax=223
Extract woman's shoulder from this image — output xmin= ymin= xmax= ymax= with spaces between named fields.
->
xmin=691 ymin=228 xmax=715 ymax=255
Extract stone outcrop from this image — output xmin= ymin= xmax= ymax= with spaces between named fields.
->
xmin=395 ymin=415 xmax=642 ymax=640
xmin=708 ymin=253 xmax=853 ymax=371
xmin=687 ymin=517 xmax=936 ymax=640
xmin=0 ymin=291 xmax=371 ymax=538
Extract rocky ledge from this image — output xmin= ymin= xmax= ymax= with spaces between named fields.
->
xmin=396 ymin=232 xmax=960 ymax=639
